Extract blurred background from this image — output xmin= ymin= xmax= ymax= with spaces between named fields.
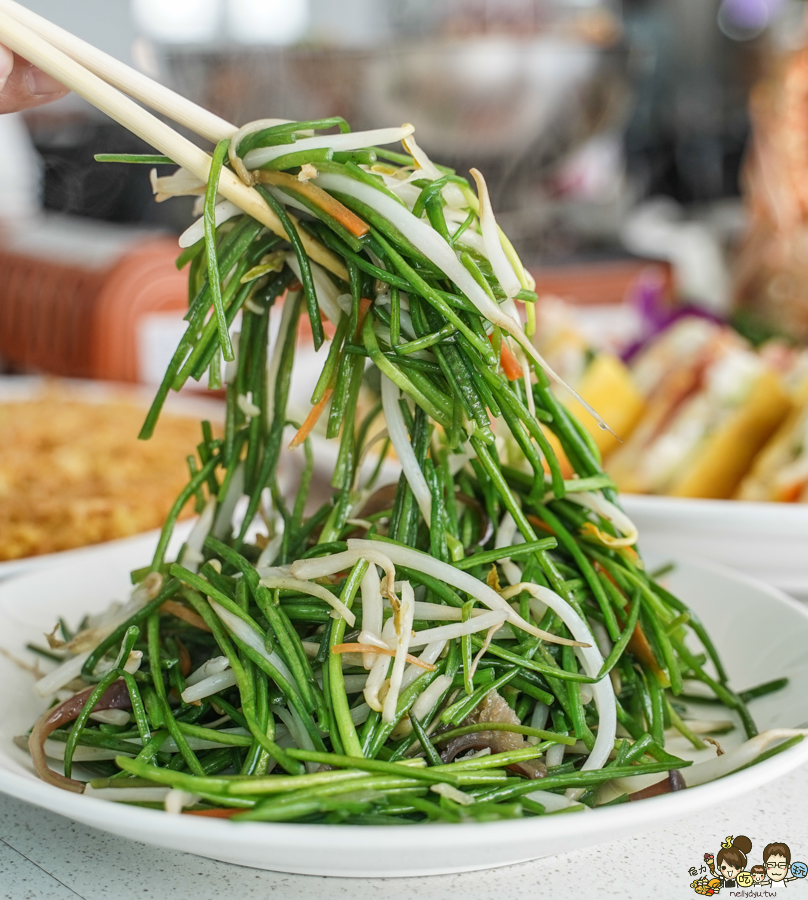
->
xmin=1 ymin=0 xmax=807 ymax=389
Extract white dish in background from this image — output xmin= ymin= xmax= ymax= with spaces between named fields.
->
xmin=622 ymin=493 xmax=808 ymax=598
xmin=0 ymin=535 xmax=807 ymax=877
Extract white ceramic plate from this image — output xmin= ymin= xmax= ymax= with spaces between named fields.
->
xmin=623 ymin=493 xmax=808 ymax=598
xmin=1 ymin=536 xmax=807 ymax=876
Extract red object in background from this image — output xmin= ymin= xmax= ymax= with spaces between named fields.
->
xmin=0 ymin=237 xmax=187 ymax=382
xmin=529 ymin=258 xmax=673 ymax=306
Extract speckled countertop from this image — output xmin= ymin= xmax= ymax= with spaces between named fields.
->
xmin=3 ymin=763 xmax=808 ymax=900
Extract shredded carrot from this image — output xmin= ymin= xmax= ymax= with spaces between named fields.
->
xmin=175 ymin=637 xmax=191 ymax=677
xmin=160 ymin=600 xmax=211 ymax=633
xmin=255 ymin=170 xmax=369 ymax=238
xmin=627 ymin=624 xmax=670 ymax=688
xmin=527 ymin=514 xmax=556 ymax=536
xmin=489 ymin=335 xmax=522 ymax=381
xmin=355 ymin=296 xmax=373 ymax=340
xmin=331 ymin=643 xmax=437 ymax=670
xmin=184 ymin=807 xmax=243 ymax=818
xmin=596 ymin=564 xmax=670 ymax=688
xmin=289 ymin=387 xmax=333 ymax=450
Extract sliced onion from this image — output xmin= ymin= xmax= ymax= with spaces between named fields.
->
xmin=164 ymin=789 xmax=200 ymax=814
xmin=244 ymin=124 xmax=415 ymax=171
xmin=382 ymin=582 xmax=416 ymax=724
xmin=468 ymin=621 xmax=504 ymax=678
xmin=212 ymin=462 xmax=245 ymax=541
xmin=381 ymin=374 xmax=431 ymax=527
xmin=34 ymin=649 xmax=91 ymax=698
xmin=256 ymin=533 xmax=283 ymax=569
xmin=62 ymin=573 xmax=162 ymax=656
xmin=346 ymin=539 xmax=583 ymax=646
xmin=401 ymin=641 xmax=447 ymax=692
xmin=290 ymin=548 xmax=396 ymax=600
xmin=410 ymin=673 xmax=454 ymax=722
xmin=89 ymin=709 xmax=130 ymax=726
xmin=408 ymin=610 xmax=508 ymax=649
xmin=364 ymin=617 xmax=396 ymax=712
xmin=383 ymin=598 xmax=493 ymax=622
xmin=499 ymin=583 xmax=615 ymax=781
xmin=228 ymin=118 xmax=295 ymax=184
xmin=431 ymin=782 xmax=474 ymax=806
xmin=179 ymin=200 xmax=241 ymax=248
xmin=150 ymin=166 xmax=205 ymax=201
xmin=452 ymin=226 xmax=486 ymax=257
xmin=401 ymin=131 xmax=466 ymax=208
xmin=181 ymin=670 xmax=238 ymax=704
xmin=275 ymin=706 xmax=317 ymax=773
xmin=546 ymin=743 xmax=566 ymax=769
xmin=565 ymin=492 xmax=639 ymax=549
xmin=350 ymin=703 xmax=371 ymax=726
xmin=32 ymin=740 xmax=122 ymax=762
xmin=179 ymin=495 xmax=218 ymax=573
xmin=259 ymin=575 xmax=355 ymax=626
xmin=469 ymin=168 xmax=521 ymax=299
xmin=495 ymin=511 xmax=524 ymax=586
xmin=359 ymin=563 xmax=384 ymax=669
xmin=314 ymin=172 xmax=501 ymax=322
xmin=237 ymin=393 xmax=261 ymax=419
xmin=525 ymin=788 xmax=580 ymax=812
xmin=266 ymin=291 xmax=300 ymax=425
xmin=208 ymin=599 xmax=297 ymax=692
xmin=683 ymin=729 xmax=808 ymax=787
xmin=527 ymin=702 xmax=550 ymax=745
xmin=187 ymin=656 xmax=230 ymax=686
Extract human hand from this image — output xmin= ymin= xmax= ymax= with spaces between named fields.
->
xmin=0 ymin=43 xmax=68 ymax=114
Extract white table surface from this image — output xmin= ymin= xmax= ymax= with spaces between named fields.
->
xmin=3 ymin=762 xmax=808 ymax=900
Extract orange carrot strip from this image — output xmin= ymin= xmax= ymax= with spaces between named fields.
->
xmin=527 ymin=514 xmax=556 ymax=536
xmin=331 ymin=643 xmax=436 ymax=670
xmin=160 ymin=600 xmax=212 ymax=633
xmin=289 ymin=387 xmax=333 ymax=449
xmin=354 ymin=297 xmax=373 ymax=341
xmin=255 ymin=170 xmax=369 ymax=237
xmin=595 ymin=564 xmax=670 ymax=688
xmin=175 ymin=637 xmax=191 ymax=677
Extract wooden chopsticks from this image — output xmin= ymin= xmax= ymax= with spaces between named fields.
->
xmin=0 ymin=0 xmax=235 ymax=143
xmin=0 ymin=1 xmax=347 ymax=280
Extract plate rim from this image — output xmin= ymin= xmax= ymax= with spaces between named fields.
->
xmin=1 ymin=546 xmax=807 ymax=876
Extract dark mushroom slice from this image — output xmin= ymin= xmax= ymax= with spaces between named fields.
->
xmin=28 ymin=679 xmax=132 ymax=793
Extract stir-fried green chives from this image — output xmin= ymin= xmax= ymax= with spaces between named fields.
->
xmin=30 ymin=119 xmax=787 ymax=824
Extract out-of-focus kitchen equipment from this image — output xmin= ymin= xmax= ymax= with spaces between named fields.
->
xmin=153 ymin=1 xmax=630 ymax=254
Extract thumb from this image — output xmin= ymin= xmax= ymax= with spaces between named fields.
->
xmin=0 ymin=43 xmax=12 ymax=94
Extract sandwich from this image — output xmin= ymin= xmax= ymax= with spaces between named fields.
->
xmin=532 ymin=298 xmax=645 ymax=466
xmin=737 ymin=378 xmax=808 ymax=502
xmin=608 ymin=320 xmax=792 ymax=499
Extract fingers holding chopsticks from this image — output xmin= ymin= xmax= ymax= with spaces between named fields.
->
xmin=0 ymin=43 xmax=68 ymax=113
